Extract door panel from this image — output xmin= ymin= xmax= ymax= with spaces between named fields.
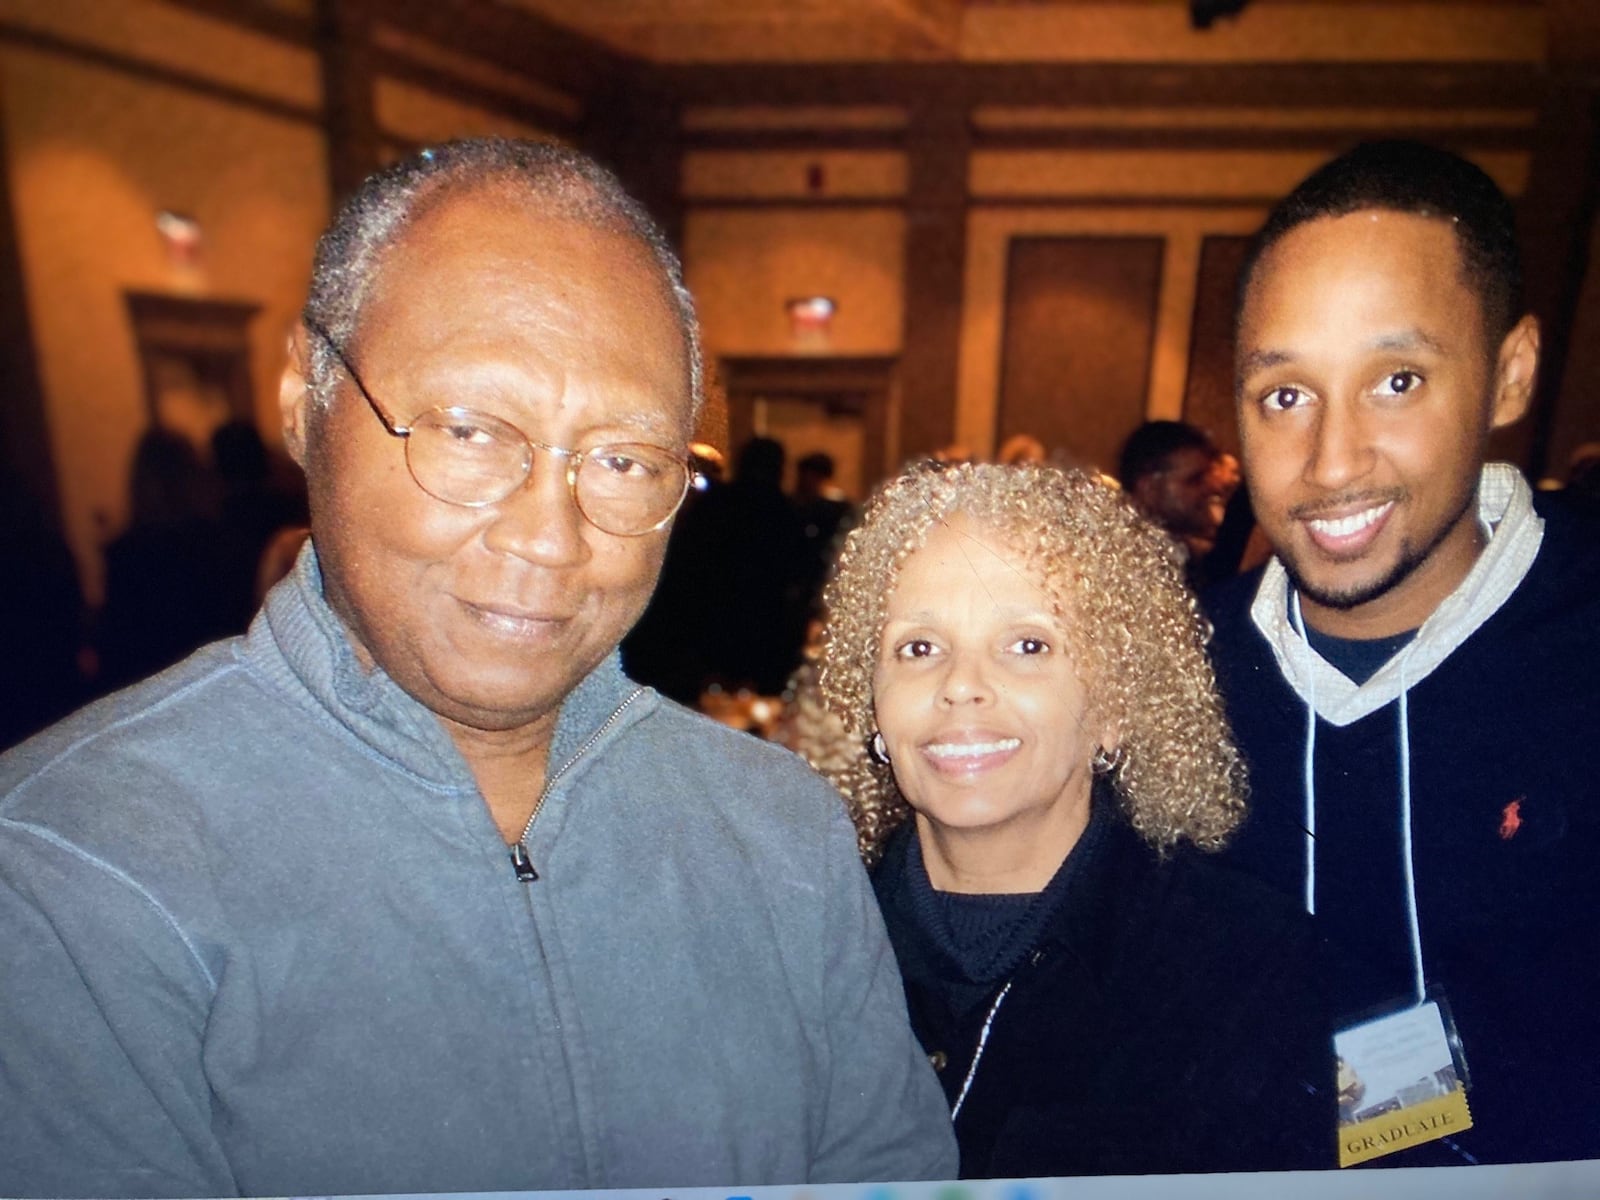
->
xmin=997 ymin=236 xmax=1165 ymax=475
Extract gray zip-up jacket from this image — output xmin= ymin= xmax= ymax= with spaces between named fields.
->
xmin=0 ymin=550 xmax=956 ymax=1198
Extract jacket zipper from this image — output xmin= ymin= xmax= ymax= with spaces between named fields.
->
xmin=950 ymin=979 xmax=1013 ymax=1120
xmin=950 ymin=947 xmax=1044 ymax=1120
xmin=509 ymin=686 xmax=646 ymax=882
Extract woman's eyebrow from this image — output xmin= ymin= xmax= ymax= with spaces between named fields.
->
xmin=887 ymin=605 xmax=1056 ymax=624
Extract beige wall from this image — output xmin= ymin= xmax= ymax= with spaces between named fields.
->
xmin=0 ymin=0 xmax=318 ymax=108
xmin=960 ymin=2 xmax=1545 ymax=64
xmin=1 ymin=10 xmax=327 ymax=602
xmin=956 ymin=146 xmax=1530 ymax=460
xmin=0 ymin=2 xmax=579 ymax=602
xmin=683 ymin=150 xmax=906 ymax=201
xmin=515 ymin=0 xmax=1545 ymax=64
xmin=681 ymin=140 xmax=1536 ymax=469
xmin=1 ymin=2 xmax=1590 ymax=599
xmin=375 ymin=78 xmax=558 ymax=147
xmin=959 ymin=204 xmax=1265 ymax=462
xmin=684 ymin=207 xmax=906 ymax=358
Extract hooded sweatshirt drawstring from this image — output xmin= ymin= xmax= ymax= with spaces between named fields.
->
xmin=1290 ymin=590 xmax=1426 ymax=1008
xmin=1395 ymin=665 xmax=1425 ymax=1008
xmin=1292 ymin=591 xmax=1319 ymax=917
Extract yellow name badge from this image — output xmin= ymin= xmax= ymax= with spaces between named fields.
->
xmin=1335 ymin=1000 xmax=1473 ymax=1167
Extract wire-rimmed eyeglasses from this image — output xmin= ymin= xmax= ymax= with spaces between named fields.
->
xmin=304 ymin=318 xmax=692 ymax=537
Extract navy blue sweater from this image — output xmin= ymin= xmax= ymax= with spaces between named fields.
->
xmin=1204 ymin=493 xmax=1600 ymax=1166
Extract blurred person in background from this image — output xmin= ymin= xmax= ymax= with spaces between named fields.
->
xmin=1117 ymin=419 xmax=1229 ymax=587
xmin=791 ymin=450 xmax=854 ymax=622
xmin=693 ymin=435 xmax=811 ymax=695
xmin=211 ymin=418 xmax=308 ymax=631
xmin=94 ymin=425 xmax=230 ymax=693
xmin=621 ymin=445 xmax=724 ymax=706
xmin=995 ymin=433 xmax=1047 ymax=466
xmin=1557 ymin=440 xmax=1600 ymax=520
xmin=0 ymin=470 xmax=87 ymax=751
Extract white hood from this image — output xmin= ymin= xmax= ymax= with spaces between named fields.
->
xmin=1249 ymin=463 xmax=1543 ymax=728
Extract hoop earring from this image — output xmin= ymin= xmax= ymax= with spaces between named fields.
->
xmin=867 ymin=731 xmax=891 ymax=766
xmin=1091 ymin=744 xmax=1124 ymax=776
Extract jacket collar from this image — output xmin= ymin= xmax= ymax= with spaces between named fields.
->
xmin=875 ymin=791 xmax=1144 ymax=993
xmin=249 ymin=543 xmax=652 ymax=787
xmin=1249 ymin=463 xmax=1544 ymax=727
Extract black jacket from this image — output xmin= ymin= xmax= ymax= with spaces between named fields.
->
xmin=873 ymin=801 xmax=1333 ymax=1178
xmin=1204 ymin=491 xmax=1600 ymax=1166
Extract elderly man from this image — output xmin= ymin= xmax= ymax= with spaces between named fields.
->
xmin=0 ymin=140 xmax=956 ymax=1197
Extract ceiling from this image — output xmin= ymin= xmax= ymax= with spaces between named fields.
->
xmin=494 ymin=0 xmax=1547 ymax=65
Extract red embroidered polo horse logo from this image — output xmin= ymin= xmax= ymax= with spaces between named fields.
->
xmin=1498 ymin=798 xmax=1524 ymax=841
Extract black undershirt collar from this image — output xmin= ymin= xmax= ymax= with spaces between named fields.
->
xmin=1302 ymin=622 xmax=1419 ymax=686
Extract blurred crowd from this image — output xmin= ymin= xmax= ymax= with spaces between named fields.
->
xmin=0 ymin=420 xmax=306 ymax=751
xmin=9 ymin=412 xmax=1597 ymax=757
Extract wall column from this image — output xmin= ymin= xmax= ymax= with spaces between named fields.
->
xmin=897 ymin=92 xmax=970 ymax=461
xmin=316 ymin=0 xmax=381 ymax=207
xmin=0 ymin=91 xmax=58 ymax=529
xmin=581 ymin=71 xmax=684 ymax=250
xmin=1504 ymin=0 xmax=1600 ymax=477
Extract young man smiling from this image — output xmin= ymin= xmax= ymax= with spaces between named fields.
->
xmin=1206 ymin=140 xmax=1600 ymax=1167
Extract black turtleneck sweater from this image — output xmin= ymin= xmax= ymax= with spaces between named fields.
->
xmin=872 ymin=796 xmax=1334 ymax=1178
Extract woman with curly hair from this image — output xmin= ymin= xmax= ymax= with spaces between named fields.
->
xmin=815 ymin=461 xmax=1330 ymax=1177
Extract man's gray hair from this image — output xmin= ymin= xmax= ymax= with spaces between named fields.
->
xmin=302 ymin=137 xmax=703 ymax=420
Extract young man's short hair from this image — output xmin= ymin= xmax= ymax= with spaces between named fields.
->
xmin=1236 ymin=139 xmax=1523 ymax=346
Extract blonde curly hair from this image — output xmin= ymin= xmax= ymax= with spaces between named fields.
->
xmin=816 ymin=461 xmax=1245 ymax=863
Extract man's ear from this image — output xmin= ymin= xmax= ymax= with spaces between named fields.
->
xmin=279 ymin=322 xmax=314 ymax=467
xmin=1490 ymin=313 xmax=1540 ymax=431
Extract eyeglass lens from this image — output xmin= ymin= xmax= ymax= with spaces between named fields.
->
xmin=406 ymin=409 xmax=686 ymax=535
